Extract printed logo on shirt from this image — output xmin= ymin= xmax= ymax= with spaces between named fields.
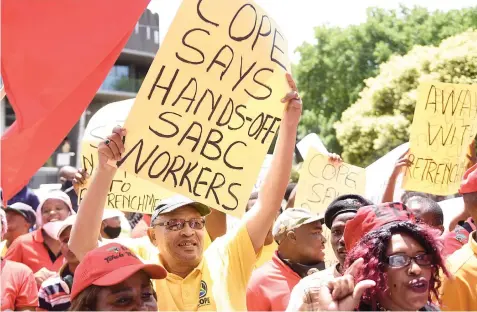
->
xmin=107 ymin=246 xmax=121 ymax=253
xmin=198 ymin=280 xmax=211 ymax=308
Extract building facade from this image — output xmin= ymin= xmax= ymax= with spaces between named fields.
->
xmin=0 ymin=9 xmax=159 ymax=187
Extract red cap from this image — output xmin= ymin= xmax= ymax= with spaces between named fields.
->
xmin=459 ymin=163 xmax=477 ymax=194
xmin=70 ymin=243 xmax=167 ymax=300
xmin=343 ymin=202 xmax=413 ymax=251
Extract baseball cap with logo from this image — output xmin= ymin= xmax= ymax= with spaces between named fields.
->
xmin=272 ymin=208 xmax=323 ymax=243
xmin=70 ymin=242 xmax=167 ymax=300
xmin=151 ymin=195 xmax=210 ymax=224
xmin=343 ymin=202 xmax=413 ymax=251
xmin=4 ymin=202 xmax=37 ymax=226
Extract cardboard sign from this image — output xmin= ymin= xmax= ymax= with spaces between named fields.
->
xmin=118 ymin=0 xmax=291 ymax=217
xmin=79 ymin=99 xmax=174 ymax=214
xmin=295 ymin=148 xmax=366 ymax=214
xmin=404 ymin=82 xmax=477 ymax=195
xmin=365 ymin=142 xmax=409 ymax=204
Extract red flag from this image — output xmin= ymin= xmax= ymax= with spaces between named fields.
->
xmin=1 ymin=0 xmax=150 ymax=201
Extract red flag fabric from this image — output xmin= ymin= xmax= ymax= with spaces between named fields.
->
xmin=1 ymin=0 xmax=150 ymax=202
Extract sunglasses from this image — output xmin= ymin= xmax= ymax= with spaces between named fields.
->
xmin=386 ymin=253 xmax=432 ymax=268
xmin=154 ymin=218 xmax=206 ymax=231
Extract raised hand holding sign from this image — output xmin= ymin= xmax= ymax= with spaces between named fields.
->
xmin=118 ymin=0 xmax=291 ymax=217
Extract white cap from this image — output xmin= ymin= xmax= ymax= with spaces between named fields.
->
xmin=53 ymin=214 xmax=77 ymax=240
xmin=36 ymin=190 xmax=75 ymax=226
xmin=102 ymin=209 xmax=124 ymax=221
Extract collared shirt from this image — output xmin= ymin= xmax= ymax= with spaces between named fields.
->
xmin=442 ymin=217 xmax=475 ymax=257
xmin=441 ymin=231 xmax=477 ymax=311
xmin=4 ymin=229 xmax=64 ymax=273
xmin=1 ymin=258 xmax=38 ymax=310
xmin=247 ymin=251 xmax=302 ymax=311
xmin=286 ymin=263 xmax=341 ymax=312
xmin=154 ymin=222 xmax=257 ymax=311
xmin=255 ymin=241 xmax=278 ymax=269
xmin=37 ymin=264 xmax=73 ymax=311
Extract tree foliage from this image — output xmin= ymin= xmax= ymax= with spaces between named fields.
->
xmin=295 ymin=6 xmax=477 ymax=154
xmin=335 ymin=30 xmax=477 ymax=167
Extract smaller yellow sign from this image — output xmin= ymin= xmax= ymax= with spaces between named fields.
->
xmin=295 ymin=148 xmax=366 ymax=214
xmin=405 ymin=82 xmax=477 ymax=195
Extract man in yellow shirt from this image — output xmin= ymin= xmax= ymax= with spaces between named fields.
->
xmin=70 ymin=74 xmax=302 ymax=311
xmin=441 ymin=163 xmax=477 ymax=310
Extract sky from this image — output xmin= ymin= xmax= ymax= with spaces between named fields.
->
xmin=147 ymin=0 xmax=475 ymax=63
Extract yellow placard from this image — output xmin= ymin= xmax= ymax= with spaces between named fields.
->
xmin=79 ymin=100 xmax=174 ymax=214
xmin=404 ymin=82 xmax=477 ymax=195
xmin=295 ymin=149 xmax=367 ymax=215
xmin=295 ymin=148 xmax=366 ymax=268
xmin=118 ymin=0 xmax=290 ymax=217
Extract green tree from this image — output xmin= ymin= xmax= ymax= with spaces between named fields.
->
xmin=335 ymin=30 xmax=477 ymax=167
xmin=295 ymin=6 xmax=477 ymax=154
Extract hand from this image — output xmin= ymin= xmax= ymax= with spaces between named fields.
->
xmin=303 ymin=258 xmax=375 ymax=311
xmin=328 ymin=153 xmax=342 ymax=164
xmin=73 ymin=168 xmax=89 ymax=195
xmin=98 ymin=126 xmax=127 ymax=169
xmin=281 ymin=73 xmax=302 ymax=127
xmin=392 ymin=149 xmax=411 ymax=177
xmin=34 ymin=267 xmax=56 ymax=288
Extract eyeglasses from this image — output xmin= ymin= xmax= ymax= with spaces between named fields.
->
xmin=154 ymin=218 xmax=205 ymax=231
xmin=386 ymin=254 xmax=432 ymax=268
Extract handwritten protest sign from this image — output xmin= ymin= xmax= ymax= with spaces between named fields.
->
xmin=118 ymin=0 xmax=290 ymax=217
xmin=295 ymin=148 xmax=367 ymax=214
xmin=295 ymin=148 xmax=366 ymax=268
xmin=404 ymin=82 xmax=477 ymax=195
xmin=80 ymin=99 xmax=174 ymax=214
xmin=366 ymin=143 xmax=409 ymax=203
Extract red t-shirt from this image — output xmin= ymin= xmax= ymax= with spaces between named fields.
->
xmin=247 ymin=251 xmax=301 ymax=311
xmin=4 ymin=229 xmax=64 ymax=274
xmin=1 ymin=259 xmax=38 ymax=310
xmin=442 ymin=217 xmax=476 ymax=257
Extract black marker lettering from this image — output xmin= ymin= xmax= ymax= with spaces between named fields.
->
xmin=176 ymin=28 xmax=210 ymax=65
xmin=228 ymin=4 xmax=257 ymax=42
xmin=148 ymin=66 xmax=179 ymax=104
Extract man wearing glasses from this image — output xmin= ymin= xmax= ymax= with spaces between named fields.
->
xmin=69 ymin=74 xmax=303 ymax=311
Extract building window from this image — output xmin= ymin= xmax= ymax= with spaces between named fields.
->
xmin=100 ymin=65 xmax=131 ymax=92
xmin=135 ymin=23 xmax=139 ymax=34
xmin=146 ymin=26 xmax=151 ymax=40
xmin=154 ymin=30 xmax=159 ymax=44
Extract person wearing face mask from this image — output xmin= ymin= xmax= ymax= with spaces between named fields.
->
xmin=4 ymin=190 xmax=75 ymax=282
xmin=101 ymin=209 xmax=123 ymax=240
xmin=69 ymin=242 xmax=167 ymax=311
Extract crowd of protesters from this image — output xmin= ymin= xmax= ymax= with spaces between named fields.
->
xmin=2 ymin=73 xmax=477 ymax=312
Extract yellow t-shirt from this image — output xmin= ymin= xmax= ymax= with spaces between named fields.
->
xmin=154 ymin=223 xmax=257 ymax=311
xmin=0 ymin=240 xmax=7 ymax=257
xmin=255 ymin=241 xmax=277 ymax=269
xmin=440 ymin=231 xmax=477 ymax=311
